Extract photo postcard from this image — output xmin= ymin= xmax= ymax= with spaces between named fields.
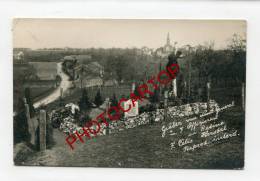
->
xmin=13 ymin=19 xmax=246 ymax=169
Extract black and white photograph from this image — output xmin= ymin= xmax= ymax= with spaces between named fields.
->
xmin=13 ymin=19 xmax=246 ymax=169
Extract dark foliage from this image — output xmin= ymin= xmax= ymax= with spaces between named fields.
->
xmin=150 ymin=88 xmax=160 ymax=103
xmin=111 ymin=93 xmax=118 ymax=107
xmin=13 ymin=110 xmax=30 ymax=144
xmin=78 ymin=88 xmax=92 ymax=112
xmin=94 ymin=89 xmax=103 ymax=107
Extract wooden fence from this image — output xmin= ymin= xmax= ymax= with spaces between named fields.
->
xmin=85 ymin=85 xmax=132 ymax=101
xmin=24 ymin=98 xmax=47 ymax=151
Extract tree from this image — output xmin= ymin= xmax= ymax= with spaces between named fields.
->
xmin=78 ymin=88 xmax=91 ymax=112
xmin=150 ymin=88 xmax=160 ymax=103
xmin=109 ymin=93 xmax=121 ymax=120
xmin=111 ymin=93 xmax=118 ymax=107
xmin=14 ymin=98 xmax=30 ymax=144
xmin=228 ymin=34 xmax=246 ymax=52
xmin=227 ymin=34 xmax=246 ymax=83
xmin=133 ymin=83 xmax=140 ymax=97
xmin=79 ymin=66 xmax=85 ymax=89
xmin=24 ymin=87 xmax=35 ymax=117
xmin=94 ymin=89 xmax=103 ymax=107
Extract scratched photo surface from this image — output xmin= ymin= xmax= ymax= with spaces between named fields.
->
xmin=13 ymin=19 xmax=246 ymax=169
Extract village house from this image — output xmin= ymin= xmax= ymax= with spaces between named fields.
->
xmin=103 ymin=79 xmax=119 ymax=87
xmin=64 ymin=55 xmax=92 ymax=64
xmin=73 ymin=61 xmax=105 ymax=88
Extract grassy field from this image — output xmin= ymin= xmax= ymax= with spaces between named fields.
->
xmin=31 ymin=87 xmax=56 ymax=101
xmin=19 ymin=106 xmax=244 ymax=169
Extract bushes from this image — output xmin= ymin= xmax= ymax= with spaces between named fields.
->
xmin=94 ymin=89 xmax=103 ymax=107
xmin=78 ymin=88 xmax=92 ymax=112
xmin=13 ymin=110 xmax=30 ymax=144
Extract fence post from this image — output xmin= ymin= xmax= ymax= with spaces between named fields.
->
xmin=159 ymin=63 xmax=162 ymax=102
xmin=242 ymin=82 xmax=245 ymax=111
xmin=164 ymin=91 xmax=168 ymax=122
xmin=39 ymin=110 xmax=47 ymax=151
xmin=59 ymin=88 xmax=63 ymax=106
xmin=183 ymin=81 xmax=187 ymax=101
xmin=207 ymin=82 xmax=211 ymax=111
xmin=132 ymin=82 xmax=136 ymax=92
xmin=24 ymin=98 xmax=35 ymax=145
xmin=207 ymin=82 xmax=211 ymax=102
xmin=24 ymin=98 xmax=36 ymax=145
xmin=105 ymin=98 xmax=110 ymax=135
xmin=188 ymin=58 xmax=191 ymax=103
xmin=172 ymin=79 xmax=177 ymax=98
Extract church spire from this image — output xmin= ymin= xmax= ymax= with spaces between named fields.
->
xmin=166 ymin=32 xmax=171 ymax=45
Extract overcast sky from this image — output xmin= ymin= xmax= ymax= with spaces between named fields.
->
xmin=13 ymin=19 xmax=246 ymax=50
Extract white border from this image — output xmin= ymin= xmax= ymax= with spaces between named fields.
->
xmin=1 ymin=1 xmax=260 ymax=181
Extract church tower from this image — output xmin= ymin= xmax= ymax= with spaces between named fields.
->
xmin=164 ymin=32 xmax=172 ymax=52
xmin=155 ymin=32 xmax=176 ymax=58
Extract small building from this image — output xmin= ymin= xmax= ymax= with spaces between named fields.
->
xmin=64 ymin=55 xmax=92 ymax=64
xmin=84 ymin=77 xmax=103 ymax=88
xmin=74 ymin=61 xmax=104 ymax=80
xmin=104 ymin=79 xmax=118 ymax=87
xmin=75 ymin=77 xmax=103 ymax=88
xmin=13 ymin=51 xmax=25 ymax=64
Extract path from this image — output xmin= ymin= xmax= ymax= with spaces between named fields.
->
xmin=33 ymin=62 xmax=72 ymax=108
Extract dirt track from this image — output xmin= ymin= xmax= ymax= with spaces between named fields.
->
xmin=33 ymin=62 xmax=72 ymax=108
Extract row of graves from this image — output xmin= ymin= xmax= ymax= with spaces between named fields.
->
xmin=50 ymin=98 xmax=220 ymax=137
xmin=87 ymin=99 xmax=238 ymax=153
xmin=50 ymin=79 xmax=240 ymax=152
xmin=49 ymin=80 xmax=206 ymax=135
xmin=94 ymin=99 xmax=220 ymax=135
